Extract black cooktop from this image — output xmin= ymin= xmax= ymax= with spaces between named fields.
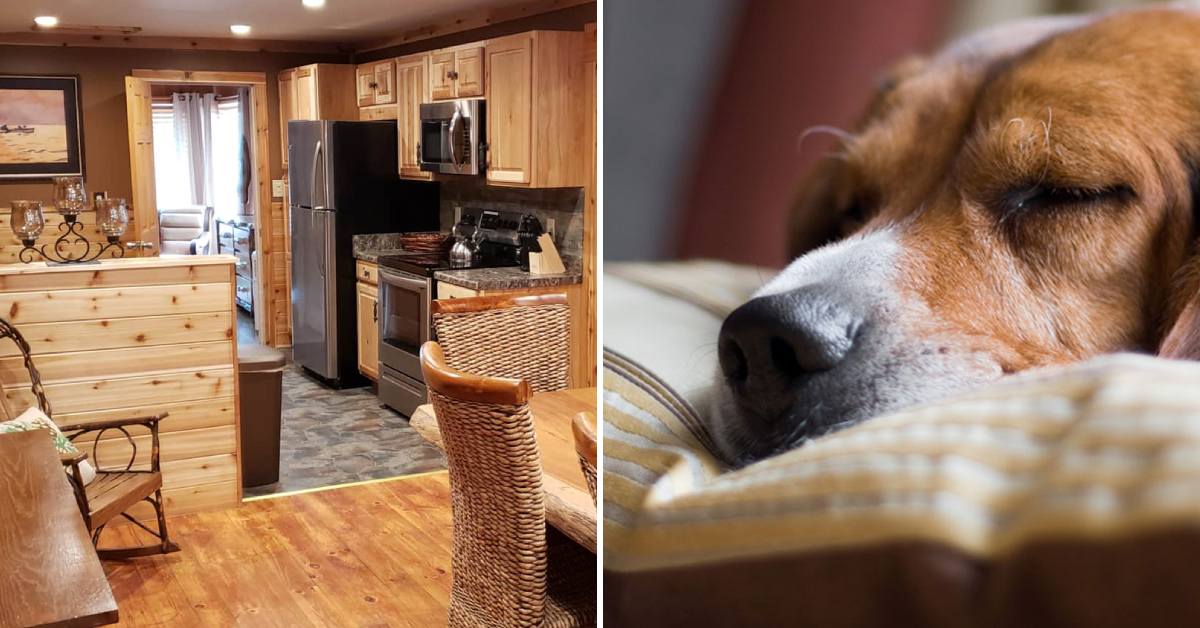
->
xmin=376 ymin=252 xmax=518 ymax=277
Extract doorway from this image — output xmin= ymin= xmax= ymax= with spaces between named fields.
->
xmin=125 ymin=70 xmax=278 ymax=346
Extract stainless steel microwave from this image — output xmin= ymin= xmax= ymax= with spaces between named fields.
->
xmin=418 ymin=99 xmax=485 ymax=176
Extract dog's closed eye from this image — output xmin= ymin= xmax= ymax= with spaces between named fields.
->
xmin=1000 ymin=184 xmax=1134 ymax=219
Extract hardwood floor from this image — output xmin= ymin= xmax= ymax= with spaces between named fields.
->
xmin=100 ymin=473 xmax=454 ymax=627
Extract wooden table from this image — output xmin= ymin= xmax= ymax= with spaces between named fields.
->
xmin=0 ymin=430 xmax=118 ymax=627
xmin=411 ymin=387 xmax=598 ymax=552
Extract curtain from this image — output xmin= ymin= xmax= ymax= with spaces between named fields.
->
xmin=237 ymin=87 xmax=252 ymax=215
xmin=171 ymin=92 xmax=216 ymax=208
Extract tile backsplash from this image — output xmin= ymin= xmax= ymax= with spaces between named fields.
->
xmin=438 ymin=179 xmax=584 ymax=258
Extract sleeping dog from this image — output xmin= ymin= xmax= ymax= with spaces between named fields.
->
xmin=710 ymin=7 xmax=1200 ymax=466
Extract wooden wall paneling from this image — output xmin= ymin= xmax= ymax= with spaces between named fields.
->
xmin=91 ymin=425 xmax=235 ymax=469
xmin=252 ymin=82 xmax=275 ymax=345
xmin=0 ymin=283 xmax=231 ymax=324
xmin=582 ymin=23 xmax=597 ymax=387
xmin=55 ymin=397 xmax=236 ymax=434
xmin=0 ymin=313 xmax=232 ymax=357
xmin=0 ymin=32 xmax=342 ymax=54
xmin=0 ymin=258 xmax=241 ymax=514
xmin=131 ymin=70 xmax=267 ymax=85
xmin=160 ymin=454 xmax=238 ymax=490
xmin=229 ymin=264 xmax=243 ymax=492
xmin=355 ymin=0 xmax=592 ymax=52
xmin=123 ymin=481 xmax=238 ymax=519
xmin=5 ymin=368 xmax=236 ymax=414
xmin=0 ymin=213 xmax=113 ymax=265
xmin=0 ymin=259 xmax=228 ymax=292
xmin=0 ymin=341 xmax=232 ymax=385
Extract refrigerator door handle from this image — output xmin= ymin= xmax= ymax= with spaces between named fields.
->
xmin=315 ymin=211 xmax=325 ymax=279
xmin=311 ymin=139 xmax=325 ymax=210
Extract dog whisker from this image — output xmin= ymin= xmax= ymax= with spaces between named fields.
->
xmin=798 ymin=125 xmax=856 ymax=154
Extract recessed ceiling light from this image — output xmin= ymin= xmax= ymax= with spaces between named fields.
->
xmin=33 ymin=16 xmax=59 ymax=28
xmin=302 ymin=0 xmax=326 ymax=7
xmin=230 ymin=24 xmax=251 ymax=35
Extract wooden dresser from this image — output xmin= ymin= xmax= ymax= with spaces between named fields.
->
xmin=217 ymin=218 xmax=255 ymax=313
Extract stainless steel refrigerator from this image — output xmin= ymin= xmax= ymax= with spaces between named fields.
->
xmin=289 ymin=120 xmax=437 ymax=387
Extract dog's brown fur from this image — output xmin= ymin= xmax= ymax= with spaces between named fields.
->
xmin=790 ymin=8 xmax=1200 ymax=373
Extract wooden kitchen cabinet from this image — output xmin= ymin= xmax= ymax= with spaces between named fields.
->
xmin=278 ymin=69 xmax=296 ymax=167
xmin=356 ymin=60 xmax=396 ymax=107
xmin=485 ymin=31 xmax=587 ymax=188
xmin=356 ymin=261 xmax=380 ymax=381
xmin=278 ymin=64 xmax=357 ymax=168
xmin=430 ymin=44 xmax=484 ymax=101
xmin=397 ymin=53 xmax=432 ymax=181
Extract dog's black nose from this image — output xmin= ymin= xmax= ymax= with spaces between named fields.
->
xmin=718 ymin=288 xmax=860 ymax=419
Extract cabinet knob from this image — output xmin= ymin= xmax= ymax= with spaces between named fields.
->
xmin=448 ymin=70 xmax=459 ymax=80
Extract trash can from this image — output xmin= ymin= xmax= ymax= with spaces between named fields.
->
xmin=237 ymin=342 xmax=286 ymax=487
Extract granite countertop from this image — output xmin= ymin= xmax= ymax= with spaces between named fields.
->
xmin=354 ymin=248 xmax=406 ymax=263
xmin=434 ymin=257 xmax=582 ymax=291
xmin=353 ymin=233 xmax=411 ymax=263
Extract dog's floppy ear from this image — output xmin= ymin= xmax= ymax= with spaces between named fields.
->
xmin=1159 ymin=258 xmax=1200 ymax=359
xmin=786 ymin=57 xmax=928 ymax=259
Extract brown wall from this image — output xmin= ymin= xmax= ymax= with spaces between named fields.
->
xmin=674 ymin=0 xmax=949 ymax=267
xmin=0 ymin=45 xmax=346 ymax=208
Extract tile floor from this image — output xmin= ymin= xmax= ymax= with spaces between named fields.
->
xmin=243 ymin=365 xmax=447 ymax=498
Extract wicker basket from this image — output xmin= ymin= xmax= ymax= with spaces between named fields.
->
xmin=399 ymin=231 xmax=451 ymax=255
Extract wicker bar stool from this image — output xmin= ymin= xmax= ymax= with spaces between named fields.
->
xmin=420 ymin=341 xmax=595 ymax=627
xmin=431 ymin=294 xmax=571 ymax=393
xmin=572 ymin=412 xmax=597 ymax=504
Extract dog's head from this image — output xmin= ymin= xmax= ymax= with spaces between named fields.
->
xmin=711 ymin=8 xmax=1200 ymax=465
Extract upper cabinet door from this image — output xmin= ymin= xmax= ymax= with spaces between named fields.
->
xmin=397 ymin=54 xmax=432 ymax=181
xmin=278 ymin=69 xmax=296 ymax=167
xmin=454 ymin=46 xmax=484 ymax=97
xmin=356 ymin=64 xmax=376 ymax=107
xmin=294 ymin=66 xmax=317 ymax=120
xmin=485 ymin=34 xmax=533 ymax=185
xmin=430 ymin=51 xmax=456 ymax=101
xmin=373 ymin=61 xmax=396 ymax=105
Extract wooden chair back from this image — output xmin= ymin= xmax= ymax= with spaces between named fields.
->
xmin=419 ymin=340 xmax=550 ymax=626
xmin=431 ymin=293 xmax=571 ymax=393
xmin=572 ymin=412 xmax=597 ymax=504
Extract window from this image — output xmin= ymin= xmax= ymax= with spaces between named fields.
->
xmin=151 ymin=91 xmax=250 ymax=220
xmin=211 ymin=96 xmax=245 ymax=220
xmin=151 ymin=100 xmax=191 ymax=210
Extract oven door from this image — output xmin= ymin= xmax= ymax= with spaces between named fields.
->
xmin=377 ymin=268 xmax=431 ymax=381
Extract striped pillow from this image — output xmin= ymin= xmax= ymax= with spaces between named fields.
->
xmin=604 ymin=352 xmax=1200 ymax=625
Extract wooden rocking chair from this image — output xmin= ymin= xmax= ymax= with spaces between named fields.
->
xmin=0 ymin=318 xmax=179 ymax=558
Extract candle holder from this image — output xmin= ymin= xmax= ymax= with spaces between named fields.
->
xmin=11 ymin=186 xmax=127 ymax=265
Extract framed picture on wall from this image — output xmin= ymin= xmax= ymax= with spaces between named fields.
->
xmin=0 ymin=75 xmax=84 ymax=179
